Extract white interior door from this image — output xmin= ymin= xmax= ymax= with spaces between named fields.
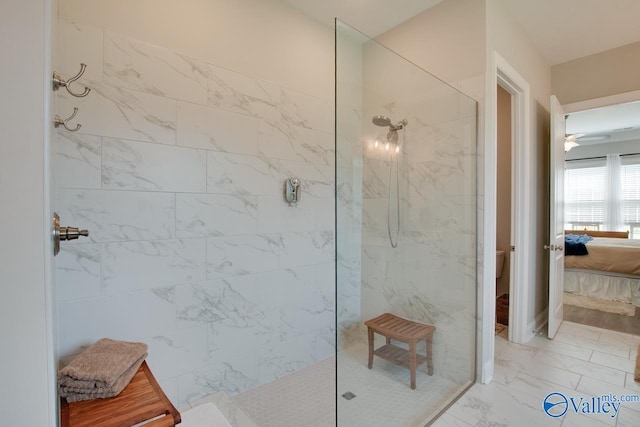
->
xmin=548 ymin=95 xmax=565 ymax=339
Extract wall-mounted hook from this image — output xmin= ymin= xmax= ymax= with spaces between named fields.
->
xmin=54 ymin=107 xmax=82 ymax=132
xmin=53 ymin=63 xmax=91 ymax=97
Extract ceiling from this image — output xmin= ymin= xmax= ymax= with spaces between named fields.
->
xmin=566 ymin=101 xmax=640 ymax=146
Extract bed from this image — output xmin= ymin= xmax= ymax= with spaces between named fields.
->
xmin=563 ymin=230 xmax=640 ymax=306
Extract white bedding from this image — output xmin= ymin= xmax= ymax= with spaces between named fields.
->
xmin=564 ymin=270 xmax=640 ymax=307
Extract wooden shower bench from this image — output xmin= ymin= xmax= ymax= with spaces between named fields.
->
xmin=365 ymin=313 xmax=435 ymax=390
xmin=60 ymin=361 xmax=181 ymax=426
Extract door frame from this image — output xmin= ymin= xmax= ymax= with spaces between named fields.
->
xmin=563 ymin=89 xmax=640 ymax=114
xmin=480 ymin=51 xmax=532 ymax=383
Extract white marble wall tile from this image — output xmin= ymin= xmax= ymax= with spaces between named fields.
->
xmin=206 ymin=152 xmax=280 ymax=196
xmin=176 ymin=194 xmax=258 ymax=237
xmin=185 ymin=354 xmax=260 ymax=399
xmin=102 ymin=238 xmax=206 ymax=295
xmin=258 ymin=120 xmax=333 ymax=166
xmin=177 ymin=278 xmax=262 ymax=329
xmin=207 ymin=64 xmax=280 ymax=121
xmin=207 ymin=234 xmax=281 ymax=278
xmin=258 ymin=333 xmax=323 ymax=383
xmin=56 ymin=244 xmax=101 ymax=301
xmin=280 ymin=231 xmax=334 ymax=269
xmin=362 ymin=156 xmax=391 ymax=199
xmin=257 ymin=195 xmax=329 ymax=234
xmin=106 ymin=288 xmax=177 ymax=341
xmin=58 ymin=296 xmax=112 ymax=356
xmin=256 ymin=269 xmax=309 ymax=312
xmin=58 ymin=81 xmax=177 ymax=144
xmin=58 ymin=19 xmax=103 ymax=83
xmin=208 ymin=64 xmax=331 ymax=132
xmin=177 ymin=102 xmax=259 ymax=154
xmin=54 ymin=132 xmax=101 ymax=189
xmin=261 ymin=84 xmax=333 ymax=132
xmin=102 ymin=138 xmax=206 ymax=192
xmin=275 ymin=160 xmax=334 ymax=199
xmin=104 ymin=32 xmax=208 ymax=104
xmin=335 ymin=132 xmax=363 ymax=170
xmin=144 ymin=325 xmax=209 ymax=380
xmin=56 ymin=189 xmax=175 ymax=242
xmin=157 ymin=377 xmax=179 ymax=408
xmin=207 ymin=320 xmax=271 ymax=390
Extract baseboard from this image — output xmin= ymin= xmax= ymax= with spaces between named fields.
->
xmin=482 ymin=359 xmax=493 ymax=384
xmin=527 ymin=308 xmax=549 ymax=341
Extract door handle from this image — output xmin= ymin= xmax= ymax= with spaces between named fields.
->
xmin=555 ymin=245 xmax=564 ymax=251
xmin=544 ymin=244 xmax=555 ymax=250
xmin=53 ymin=212 xmax=89 ymax=256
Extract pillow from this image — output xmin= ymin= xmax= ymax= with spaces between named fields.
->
xmin=565 ymin=233 xmax=593 ymax=244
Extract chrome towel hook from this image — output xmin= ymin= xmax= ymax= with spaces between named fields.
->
xmin=54 ymin=107 xmax=82 ymax=132
xmin=53 ymin=63 xmax=91 ymax=97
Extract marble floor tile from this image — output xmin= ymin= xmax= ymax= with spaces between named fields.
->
xmin=617 ymin=406 xmax=640 ymax=427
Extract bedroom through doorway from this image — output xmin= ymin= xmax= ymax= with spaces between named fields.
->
xmin=562 ymin=98 xmax=640 ymax=336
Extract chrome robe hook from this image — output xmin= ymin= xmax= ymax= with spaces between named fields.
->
xmin=53 ymin=63 xmax=91 ymax=97
xmin=54 ymin=107 xmax=82 ymax=132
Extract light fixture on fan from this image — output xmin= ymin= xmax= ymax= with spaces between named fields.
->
xmin=564 ymin=134 xmax=581 ymax=152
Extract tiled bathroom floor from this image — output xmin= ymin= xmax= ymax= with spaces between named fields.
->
xmin=186 ymin=321 xmax=640 ymax=426
xmin=436 ymin=321 xmax=640 ymax=427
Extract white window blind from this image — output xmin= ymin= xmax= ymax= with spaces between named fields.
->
xmin=621 ymin=156 xmax=640 ymax=223
xmin=565 ymin=162 xmax=606 ymax=224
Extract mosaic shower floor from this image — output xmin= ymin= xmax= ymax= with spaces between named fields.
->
xmin=232 ymin=343 xmax=467 ymax=427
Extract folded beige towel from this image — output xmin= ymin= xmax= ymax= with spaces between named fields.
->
xmin=60 ymin=353 xmax=146 ymax=402
xmin=58 ymin=338 xmax=148 ymax=402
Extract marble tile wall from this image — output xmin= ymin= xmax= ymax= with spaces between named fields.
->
xmin=54 ymin=19 xmax=334 ymax=405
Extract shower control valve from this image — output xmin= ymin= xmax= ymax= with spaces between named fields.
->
xmin=284 ymin=178 xmax=301 ymax=207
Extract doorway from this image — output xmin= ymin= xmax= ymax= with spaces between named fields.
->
xmin=561 ymin=93 xmax=640 ymax=336
xmin=495 ymin=84 xmax=512 ymax=336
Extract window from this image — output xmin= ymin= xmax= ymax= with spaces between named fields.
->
xmin=565 ymin=159 xmax=606 ymax=229
xmin=565 ymin=155 xmax=640 ymax=239
xmin=622 ymin=156 xmax=640 ymax=238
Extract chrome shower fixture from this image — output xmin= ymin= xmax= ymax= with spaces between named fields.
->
xmin=372 ymin=115 xmax=407 ymax=131
xmin=372 ymin=115 xmax=408 ymax=142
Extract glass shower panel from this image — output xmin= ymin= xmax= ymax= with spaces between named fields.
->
xmin=336 ymin=20 xmax=477 ymax=427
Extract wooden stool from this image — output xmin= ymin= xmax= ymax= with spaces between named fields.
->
xmin=364 ymin=313 xmax=435 ymax=390
xmin=60 ymin=361 xmax=181 ymax=427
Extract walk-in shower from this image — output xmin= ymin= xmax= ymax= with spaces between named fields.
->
xmin=372 ymin=115 xmax=408 ymax=248
xmin=337 ymin=20 xmax=477 ymax=426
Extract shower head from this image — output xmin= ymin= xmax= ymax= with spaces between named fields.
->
xmin=372 ymin=115 xmax=392 ymax=127
xmin=372 ymin=115 xmax=407 ymax=131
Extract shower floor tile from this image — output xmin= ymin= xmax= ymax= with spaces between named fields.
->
xmin=234 ymin=357 xmax=336 ymax=427
xmin=232 ymin=343 xmax=466 ymax=427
